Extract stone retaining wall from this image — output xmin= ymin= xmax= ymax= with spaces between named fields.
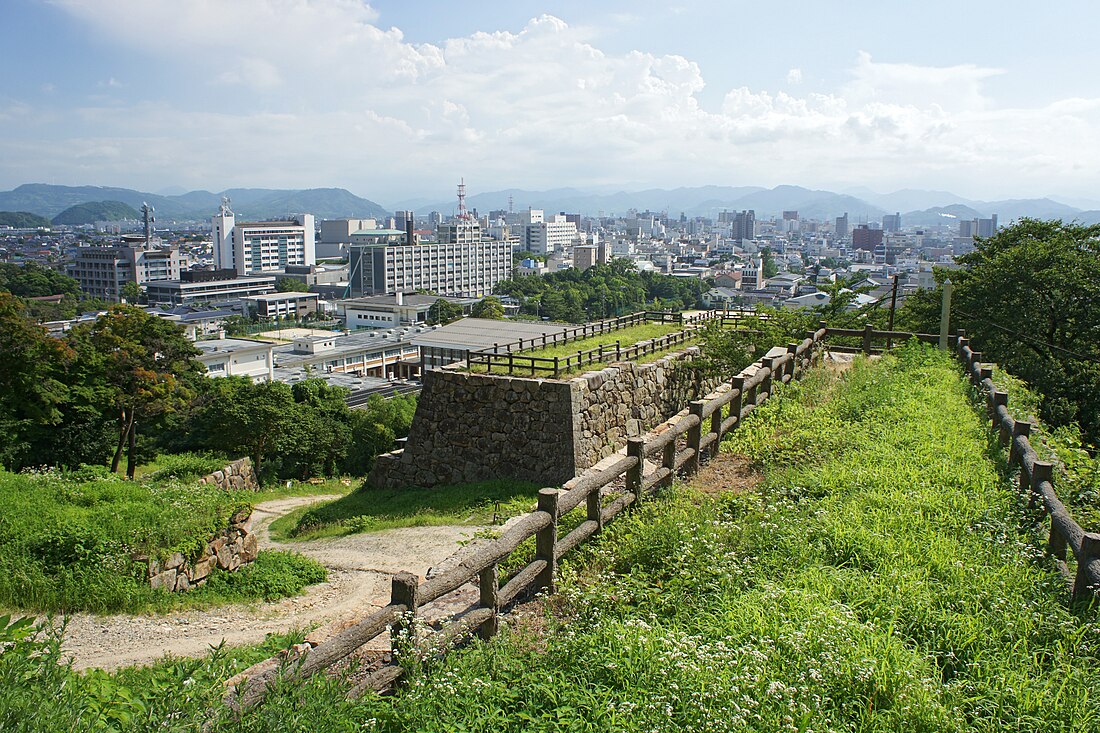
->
xmin=146 ymin=508 xmax=258 ymax=593
xmin=368 ymin=348 xmax=718 ymax=489
xmin=197 ymin=457 xmax=259 ymax=491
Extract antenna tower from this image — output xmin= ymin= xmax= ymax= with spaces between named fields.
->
xmin=457 ymin=178 xmax=471 ymax=220
xmin=508 ymin=194 xmax=514 ymax=214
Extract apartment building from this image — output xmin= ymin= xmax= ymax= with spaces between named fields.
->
xmin=145 ymin=269 xmax=276 ymax=306
xmin=346 ymin=232 xmax=511 ymax=298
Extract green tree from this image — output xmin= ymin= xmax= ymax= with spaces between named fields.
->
xmin=900 ymin=219 xmax=1100 ymax=443
xmin=0 ymin=262 xmax=80 ymax=298
xmin=426 ymin=298 xmax=464 ymax=325
xmin=193 ymin=379 xmax=301 ymax=485
xmin=471 ymin=296 xmax=505 ymax=320
xmin=276 ymin=277 xmax=310 ymax=293
xmin=760 ymin=247 xmax=780 ymax=279
xmin=68 ymin=306 xmax=201 ymax=478
xmin=119 ymin=281 xmax=142 ymax=304
xmin=0 ymin=293 xmax=72 ymax=468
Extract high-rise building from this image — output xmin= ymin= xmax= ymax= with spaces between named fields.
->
xmin=212 ymin=200 xmax=315 ymax=275
xmin=347 ymin=231 xmax=511 ymax=297
xmin=782 ymin=210 xmax=799 ymax=221
xmin=852 ymin=224 xmax=884 ymax=251
xmin=524 ymin=214 xmax=578 ymax=255
xmin=835 ymin=213 xmax=850 ymax=238
xmin=732 ymin=210 xmax=755 ymax=242
xmin=976 ymin=214 xmax=998 ymax=238
xmin=882 ymin=212 xmax=902 ymax=233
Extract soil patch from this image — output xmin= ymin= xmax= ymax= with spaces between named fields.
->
xmin=691 ymin=451 xmax=763 ymax=495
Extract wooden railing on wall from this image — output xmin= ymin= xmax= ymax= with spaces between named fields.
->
xmin=225 ymin=327 xmax=828 ymax=709
xmin=466 ymin=309 xmax=759 ymax=378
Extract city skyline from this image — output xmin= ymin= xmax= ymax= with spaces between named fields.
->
xmin=3 ymin=1 xmax=1100 ymax=202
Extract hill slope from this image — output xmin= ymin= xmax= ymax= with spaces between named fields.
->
xmin=51 ymin=200 xmax=141 ymax=225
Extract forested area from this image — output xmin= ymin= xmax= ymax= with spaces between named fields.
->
xmin=0 ymin=296 xmax=415 ymax=481
xmin=898 ymin=219 xmax=1100 ymax=447
xmin=495 ymin=259 xmax=710 ymax=321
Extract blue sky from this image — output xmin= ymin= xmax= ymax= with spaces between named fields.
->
xmin=2 ymin=0 xmax=1099 ymax=203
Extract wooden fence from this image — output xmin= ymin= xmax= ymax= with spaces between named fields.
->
xmin=955 ymin=334 xmax=1100 ymax=602
xmin=466 ymin=309 xmax=759 ymax=378
xmin=225 ymin=327 xmax=828 ymax=709
xmin=819 ymin=323 xmax=1100 ymax=600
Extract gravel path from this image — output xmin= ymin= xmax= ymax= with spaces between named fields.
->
xmin=59 ymin=494 xmax=481 ymax=671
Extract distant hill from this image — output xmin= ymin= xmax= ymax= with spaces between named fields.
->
xmin=51 ymin=200 xmax=141 ymax=226
xmin=0 ymin=184 xmax=389 ymax=222
xmin=0 ymin=211 xmax=52 ymax=228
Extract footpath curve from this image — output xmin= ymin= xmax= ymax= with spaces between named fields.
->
xmin=60 ymin=494 xmax=479 ymax=671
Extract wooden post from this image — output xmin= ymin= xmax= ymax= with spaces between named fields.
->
xmin=1009 ymin=420 xmax=1031 ymax=468
xmin=939 ymin=278 xmax=953 ymax=349
xmin=761 ymin=357 xmax=776 ymax=400
xmin=508 ymin=352 xmax=514 ymax=376
xmin=389 ymin=571 xmax=419 ymax=653
xmin=862 ymin=324 xmax=874 ymax=355
xmin=1073 ymin=532 xmax=1100 ymax=602
xmin=626 ymin=437 xmax=644 ymax=501
xmin=687 ymin=400 xmax=705 ymax=473
xmin=660 ymin=434 xmax=677 ymax=480
xmin=535 ymin=489 xmax=559 ymax=594
xmin=478 ymin=565 xmax=500 ymax=639
xmin=616 ymin=340 xmax=622 ymax=361
xmin=730 ymin=375 xmax=745 ymax=423
xmin=710 ymin=398 xmax=723 ymax=451
xmin=1030 ymin=461 xmax=1054 ymax=512
xmin=886 ymin=274 xmax=899 ymax=349
xmin=586 ymin=483 xmax=604 ymax=533
xmin=553 ymin=356 xmax=560 ymax=378
xmin=786 ymin=343 xmax=799 ymax=379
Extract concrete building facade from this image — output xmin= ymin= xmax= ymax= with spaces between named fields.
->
xmin=347 ymin=236 xmax=511 ymax=297
xmin=212 ymin=204 xmax=315 ymax=275
xmin=68 ymin=241 xmax=181 ymax=301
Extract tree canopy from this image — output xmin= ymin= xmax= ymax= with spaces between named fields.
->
xmin=427 ymin=299 xmax=464 ymax=325
xmin=471 ymin=296 xmax=505 ymax=320
xmin=0 ymin=262 xmax=80 ymax=298
xmin=495 ymin=260 xmax=710 ymax=322
xmin=900 ymin=219 xmax=1100 ymax=444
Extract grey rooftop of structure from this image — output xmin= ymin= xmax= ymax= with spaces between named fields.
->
xmin=411 ymin=317 xmax=571 ymax=352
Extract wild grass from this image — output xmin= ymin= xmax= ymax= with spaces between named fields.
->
xmin=992 ymin=369 xmax=1100 ymax=531
xmin=4 ymin=344 xmax=1098 ymax=731
xmin=220 ymin=342 xmax=1100 ymax=731
xmin=272 ymin=480 xmax=541 ymax=541
xmin=516 ymin=322 xmax=684 ymax=359
xmin=0 ymin=467 xmax=326 ymax=614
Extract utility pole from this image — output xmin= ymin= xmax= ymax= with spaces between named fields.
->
xmin=886 ymin=274 xmax=899 ymax=349
xmin=939 ymin=279 xmax=954 ymax=349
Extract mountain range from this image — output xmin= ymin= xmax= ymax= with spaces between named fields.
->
xmin=2 ymin=182 xmax=1098 ymax=227
xmin=0 ymin=184 xmax=390 ymax=222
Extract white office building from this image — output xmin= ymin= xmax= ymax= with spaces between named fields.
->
xmin=212 ymin=200 xmax=315 ymax=275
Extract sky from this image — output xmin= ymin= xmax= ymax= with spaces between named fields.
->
xmin=3 ymin=0 xmax=1100 ymax=205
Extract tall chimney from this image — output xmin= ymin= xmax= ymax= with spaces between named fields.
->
xmin=405 ymin=215 xmax=415 ymax=246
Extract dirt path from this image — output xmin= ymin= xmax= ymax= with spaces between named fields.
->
xmin=60 ymin=494 xmax=482 ymax=671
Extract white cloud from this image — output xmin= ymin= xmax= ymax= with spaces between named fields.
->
xmin=13 ymin=3 xmax=1100 ymax=199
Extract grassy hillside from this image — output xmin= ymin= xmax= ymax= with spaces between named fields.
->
xmin=237 ymin=343 xmax=1096 ymax=731
xmin=0 ymin=211 xmax=51 ymax=228
xmin=0 ymin=463 xmax=324 ymax=613
xmin=2 ymin=345 xmax=1098 ymax=731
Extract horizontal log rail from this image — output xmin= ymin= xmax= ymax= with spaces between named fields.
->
xmin=464 ymin=308 xmax=762 ymax=377
xmin=954 ymin=333 xmax=1100 ymax=602
xmin=226 ymin=325 xmax=828 ymax=709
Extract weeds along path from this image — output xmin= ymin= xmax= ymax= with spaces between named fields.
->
xmin=60 ymin=493 xmax=481 ymax=671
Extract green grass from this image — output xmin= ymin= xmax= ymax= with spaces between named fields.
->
xmin=517 ymin=322 xmax=684 ymax=359
xmin=215 ymin=342 xmax=1100 ymax=732
xmin=0 ymin=467 xmax=327 ymax=614
xmin=4 ymin=344 xmax=1098 ymax=731
xmin=272 ymin=480 xmax=541 ymax=541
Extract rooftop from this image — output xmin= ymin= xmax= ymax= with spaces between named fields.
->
xmin=242 ymin=292 xmax=319 ymax=302
xmin=411 ymin=317 xmax=571 ymax=353
xmin=194 ymin=337 xmax=274 ymax=354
